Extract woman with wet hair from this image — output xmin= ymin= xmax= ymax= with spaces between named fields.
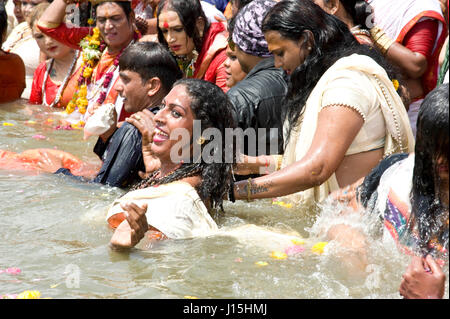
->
xmin=330 ymin=83 xmax=449 ymax=299
xmin=156 ymin=0 xmax=229 ymax=91
xmin=107 ymin=78 xmax=237 ymax=248
xmin=232 ymin=0 xmax=414 ymax=206
xmin=313 ymin=0 xmax=374 ymax=45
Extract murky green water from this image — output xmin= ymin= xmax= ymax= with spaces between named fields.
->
xmin=0 ymin=101 xmax=448 ymax=299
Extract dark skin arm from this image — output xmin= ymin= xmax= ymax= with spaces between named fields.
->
xmin=109 ymin=202 xmax=149 ymax=250
xmin=234 ymin=106 xmax=364 ymax=200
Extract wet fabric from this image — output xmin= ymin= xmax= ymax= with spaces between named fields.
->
xmin=227 ymin=56 xmax=288 ymax=156
xmin=55 ymin=122 xmax=145 ymax=188
xmin=106 ymin=181 xmax=218 ymax=239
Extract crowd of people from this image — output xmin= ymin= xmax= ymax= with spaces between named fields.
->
xmin=0 ymin=0 xmax=448 ymax=299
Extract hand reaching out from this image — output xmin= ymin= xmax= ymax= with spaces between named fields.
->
xmin=399 ymin=255 xmax=446 ymax=299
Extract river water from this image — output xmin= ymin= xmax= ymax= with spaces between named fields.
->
xmin=0 ymin=101 xmax=448 ymax=299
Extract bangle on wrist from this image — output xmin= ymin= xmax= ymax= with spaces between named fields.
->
xmin=370 ymin=26 xmax=394 ymax=55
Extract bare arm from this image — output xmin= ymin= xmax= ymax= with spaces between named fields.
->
xmin=38 ymin=0 xmax=72 ymax=27
xmin=234 ymin=106 xmax=364 ymax=200
xmin=385 ymin=43 xmax=428 ymax=79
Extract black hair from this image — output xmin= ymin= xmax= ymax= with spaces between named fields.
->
xmin=156 ymin=0 xmax=209 ymax=54
xmin=94 ymin=1 xmax=133 ymax=21
xmin=323 ymin=0 xmax=373 ymax=29
xmin=410 ymin=83 xmax=449 ymax=254
xmin=262 ymin=0 xmax=405 ymax=147
xmin=119 ymin=41 xmax=183 ymax=94
xmin=131 ymin=79 xmax=237 ymax=215
xmin=0 ymin=2 xmax=7 ymax=42
xmin=227 ymin=15 xmax=236 ymax=41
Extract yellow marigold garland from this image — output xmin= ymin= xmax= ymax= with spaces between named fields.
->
xmin=66 ymin=27 xmax=103 ymax=115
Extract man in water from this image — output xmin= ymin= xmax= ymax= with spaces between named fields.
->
xmin=40 ymin=41 xmax=182 ymax=188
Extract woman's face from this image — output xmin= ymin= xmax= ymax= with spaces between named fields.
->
xmin=224 ymin=44 xmax=247 ymax=88
xmin=158 ymin=9 xmax=195 ymax=57
xmin=96 ymin=3 xmax=134 ymax=52
xmin=265 ymin=30 xmax=309 ymax=75
xmin=32 ymin=25 xmax=72 ymax=59
xmin=151 ymin=84 xmax=195 ymax=162
xmin=13 ymin=0 xmax=25 ymax=23
xmin=21 ymin=0 xmax=45 ymax=21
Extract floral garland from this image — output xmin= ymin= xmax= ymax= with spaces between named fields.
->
xmin=66 ymin=26 xmax=140 ymax=115
xmin=176 ymin=50 xmax=198 ymax=78
xmin=66 ymin=26 xmax=104 ymax=115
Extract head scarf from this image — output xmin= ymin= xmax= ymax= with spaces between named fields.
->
xmin=232 ymin=0 xmax=276 ymax=57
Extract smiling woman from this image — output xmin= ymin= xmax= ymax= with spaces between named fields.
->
xmin=35 ymin=0 xmax=138 ymax=124
xmin=107 ymin=78 xmax=237 ymax=249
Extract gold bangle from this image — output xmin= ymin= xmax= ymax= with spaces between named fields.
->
xmin=370 ymin=26 xmax=394 ymax=55
xmin=247 ymin=178 xmax=253 ymax=202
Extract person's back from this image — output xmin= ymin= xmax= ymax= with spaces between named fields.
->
xmin=227 ymin=56 xmax=287 ymax=155
xmin=0 ymin=51 xmax=25 ymax=103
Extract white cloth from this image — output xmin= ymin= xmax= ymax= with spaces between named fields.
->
xmin=106 ymin=181 xmax=218 ymax=239
xmin=368 ymin=0 xmax=444 ymax=42
xmin=5 ymin=0 xmax=18 ymax=38
xmin=201 ymin=1 xmax=226 ymax=23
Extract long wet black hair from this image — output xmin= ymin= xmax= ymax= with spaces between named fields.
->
xmin=410 ymin=83 xmax=449 ymax=254
xmin=261 ymin=0 xmax=404 ymax=147
xmin=156 ymin=0 xmax=210 ymax=54
xmin=131 ymin=78 xmax=237 ymax=215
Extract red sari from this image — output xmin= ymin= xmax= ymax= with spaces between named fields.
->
xmin=29 ymin=60 xmax=80 ymax=108
xmin=193 ymin=22 xmax=229 ymax=92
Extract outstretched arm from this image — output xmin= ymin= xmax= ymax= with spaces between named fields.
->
xmin=233 ymin=106 xmax=364 ymax=200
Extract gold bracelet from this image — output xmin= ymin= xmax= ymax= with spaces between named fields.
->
xmin=370 ymin=26 xmax=394 ymax=55
xmin=247 ymin=178 xmax=253 ymax=202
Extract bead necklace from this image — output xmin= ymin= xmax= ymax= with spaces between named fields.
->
xmin=41 ymin=51 xmax=80 ymax=108
xmin=176 ymin=50 xmax=198 ymax=78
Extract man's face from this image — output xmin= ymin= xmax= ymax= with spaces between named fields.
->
xmin=115 ymin=70 xmax=152 ymax=114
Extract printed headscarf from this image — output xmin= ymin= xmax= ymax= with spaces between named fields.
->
xmin=232 ymin=0 xmax=276 ymax=57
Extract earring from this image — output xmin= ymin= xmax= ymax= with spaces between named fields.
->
xmin=197 ymin=136 xmax=206 ymax=145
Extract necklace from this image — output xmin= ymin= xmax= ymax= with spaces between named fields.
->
xmin=41 ymin=51 xmax=80 ymax=108
xmin=351 ymin=25 xmax=371 ymax=37
xmin=176 ymin=50 xmax=198 ymax=78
